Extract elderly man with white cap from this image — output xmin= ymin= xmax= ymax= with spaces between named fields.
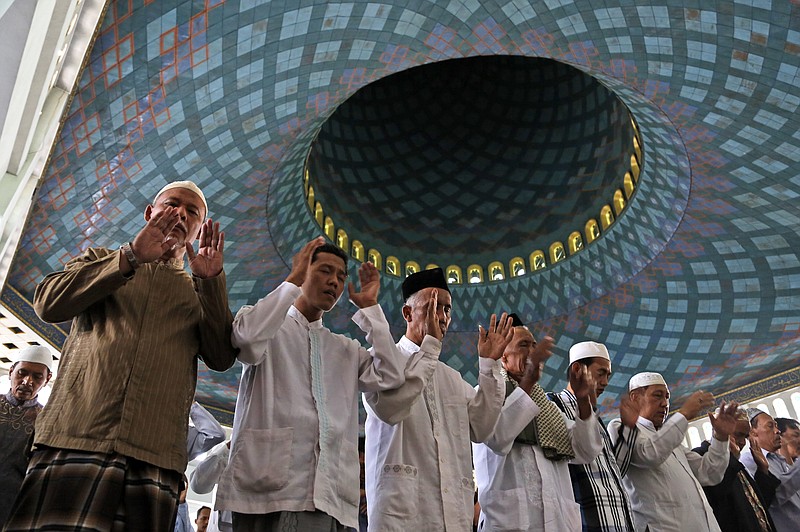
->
xmin=607 ymin=372 xmax=738 ymax=532
xmin=0 ymin=345 xmax=53 ymax=525
xmin=548 ymin=341 xmax=637 ymax=531
xmin=5 ymin=181 xmax=238 ymax=531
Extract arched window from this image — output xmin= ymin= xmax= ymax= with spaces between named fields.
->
xmin=633 ymin=135 xmax=642 ymax=166
xmin=306 ymin=185 xmax=315 ymax=210
xmin=488 ymin=261 xmax=505 ymax=281
xmin=324 ymin=217 xmax=335 ymax=240
xmin=772 ymin=398 xmax=791 ymax=419
xmin=405 ymin=261 xmax=421 ymax=277
xmin=568 ymin=231 xmax=583 ymax=255
xmin=425 ymin=264 xmax=439 ymax=271
xmin=529 ymin=250 xmax=546 ymax=271
xmin=631 ymin=153 xmax=641 ymax=181
xmin=613 ymin=189 xmax=626 ymax=216
xmin=351 ymin=240 xmax=364 ymax=261
xmin=549 ymin=242 xmax=565 ymax=264
xmin=314 ymin=202 xmax=324 ymax=226
xmin=446 ymin=265 xmax=462 ymax=284
xmin=600 ymin=205 xmax=614 ymax=230
xmin=467 ymin=264 xmax=483 ymax=284
xmin=336 ymin=229 xmax=348 ymax=251
xmin=385 ymin=256 xmax=400 ymax=277
xmin=367 ymin=249 xmax=382 ymax=270
xmin=584 ymin=219 xmax=600 ymax=244
xmin=509 ymin=257 xmax=525 ymax=277
xmin=623 ymin=172 xmax=635 ymax=199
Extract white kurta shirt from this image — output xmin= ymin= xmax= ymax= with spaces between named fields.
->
xmin=607 ymin=414 xmax=727 ymax=532
xmin=215 ymin=281 xmax=405 ymax=529
xmin=472 ymin=387 xmax=604 ymax=531
xmin=363 ymin=335 xmax=505 ymax=532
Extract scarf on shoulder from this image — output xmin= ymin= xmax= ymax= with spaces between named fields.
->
xmin=505 ymin=375 xmax=574 ymax=461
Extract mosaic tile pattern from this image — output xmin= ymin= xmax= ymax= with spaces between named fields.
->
xmin=3 ymin=0 xmax=800 ymax=420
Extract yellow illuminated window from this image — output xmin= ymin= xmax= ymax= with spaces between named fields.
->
xmin=510 ymin=257 xmax=525 ymax=277
xmin=351 ymin=240 xmax=364 ymax=261
xmin=425 ymin=264 xmax=439 ymax=271
xmin=613 ymin=189 xmax=626 ymax=216
xmin=549 ymin=242 xmax=565 ymax=263
xmin=584 ymin=219 xmax=600 ymax=244
xmin=624 ymin=172 xmax=635 ymax=199
xmin=568 ymin=231 xmax=583 ymax=255
xmin=446 ymin=265 xmax=462 ymax=284
xmin=336 ymin=229 xmax=348 ymax=251
xmin=386 ymin=256 xmax=400 ymax=277
xmin=467 ymin=264 xmax=484 ymax=284
xmin=367 ymin=249 xmax=382 ymax=270
xmin=488 ymin=261 xmax=505 ymax=281
xmin=600 ymin=205 xmax=614 ymax=230
xmin=314 ymin=202 xmax=324 ymax=226
xmin=631 ymin=154 xmax=640 ymax=181
xmin=307 ymin=185 xmax=315 ymax=210
xmin=405 ymin=261 xmax=421 ymax=277
xmin=530 ymin=250 xmax=546 ymax=271
xmin=324 ymin=217 xmax=335 ymax=240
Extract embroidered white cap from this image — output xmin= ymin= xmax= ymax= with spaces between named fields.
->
xmin=569 ymin=341 xmax=611 ymax=364
xmin=154 ymin=180 xmax=208 ymax=214
xmin=14 ymin=345 xmax=53 ymax=371
xmin=628 ymin=371 xmax=667 ymax=391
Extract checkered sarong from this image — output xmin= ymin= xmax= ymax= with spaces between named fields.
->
xmin=3 ymin=447 xmax=181 ymax=532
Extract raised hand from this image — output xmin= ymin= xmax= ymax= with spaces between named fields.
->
xmin=131 ymin=207 xmax=181 ymax=263
xmin=187 ymin=219 xmax=225 ymax=279
xmin=708 ymin=401 xmax=739 ymax=441
xmin=619 ymin=394 xmax=641 ymax=428
xmin=477 ymin=313 xmax=514 ymax=360
xmin=679 ymin=390 xmax=715 ymax=420
xmin=749 ymin=434 xmax=769 ymax=473
xmin=349 ymin=261 xmax=380 ymax=309
xmin=422 ymin=289 xmax=443 ymax=340
xmin=569 ymin=363 xmax=597 ymax=401
xmin=728 ymin=436 xmax=741 ymax=459
xmin=286 ymin=237 xmax=325 ymax=286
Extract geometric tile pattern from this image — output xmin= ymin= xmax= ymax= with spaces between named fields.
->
xmin=3 ymin=0 xmax=800 ymax=421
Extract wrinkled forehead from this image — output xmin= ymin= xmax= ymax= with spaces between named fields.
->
xmin=12 ymin=361 xmax=49 ymax=374
xmin=155 ymin=188 xmax=206 ymax=214
xmin=512 ymin=326 xmax=534 ymax=343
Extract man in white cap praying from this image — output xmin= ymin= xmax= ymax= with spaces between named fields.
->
xmin=548 ymin=341 xmax=637 ymax=531
xmin=472 ymin=315 xmax=603 ymax=531
xmin=607 ymin=372 xmax=738 ymax=532
xmin=0 ymin=345 xmax=53 ymax=525
xmin=5 ymin=181 xmax=238 ymax=531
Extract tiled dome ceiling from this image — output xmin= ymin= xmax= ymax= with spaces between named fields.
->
xmin=307 ymin=56 xmax=635 ymax=266
xmin=3 ymin=0 xmax=800 ymax=423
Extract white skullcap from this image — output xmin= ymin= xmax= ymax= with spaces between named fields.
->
xmin=154 ymin=181 xmax=207 ymax=213
xmin=569 ymin=341 xmax=611 ymax=364
xmin=628 ymin=371 xmax=667 ymax=391
xmin=14 ymin=345 xmax=53 ymax=371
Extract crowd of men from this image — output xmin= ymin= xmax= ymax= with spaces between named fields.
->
xmin=1 ymin=180 xmax=799 ymax=532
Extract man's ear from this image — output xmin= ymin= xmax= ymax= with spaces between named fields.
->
xmin=401 ymin=304 xmax=413 ymax=323
xmin=144 ymin=204 xmax=153 ymax=221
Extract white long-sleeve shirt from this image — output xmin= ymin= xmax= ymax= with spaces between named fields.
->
xmin=363 ymin=335 xmax=505 ymax=532
xmin=190 ymin=441 xmax=232 ymax=532
xmin=215 ymin=281 xmax=405 ymax=529
xmin=608 ymin=414 xmax=727 ymax=532
xmin=473 ymin=387 xmax=604 ymax=531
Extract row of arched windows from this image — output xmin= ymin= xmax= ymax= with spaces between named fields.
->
xmin=303 ymin=119 xmax=642 ymax=284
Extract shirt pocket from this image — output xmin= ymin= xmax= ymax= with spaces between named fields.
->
xmin=376 ymin=463 xmax=419 ymax=518
xmin=336 ymin=439 xmax=360 ymax=506
xmin=231 ymin=427 xmax=293 ymax=492
xmin=484 ymin=487 xmax=529 ymax=531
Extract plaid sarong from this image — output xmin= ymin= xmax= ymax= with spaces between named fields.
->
xmin=3 ymin=447 xmax=181 ymax=532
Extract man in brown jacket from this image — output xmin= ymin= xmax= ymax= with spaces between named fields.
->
xmin=4 ymin=181 xmax=237 ymax=531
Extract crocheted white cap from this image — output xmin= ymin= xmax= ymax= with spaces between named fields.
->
xmin=154 ymin=181 xmax=207 ymax=213
xmin=628 ymin=371 xmax=667 ymax=391
xmin=569 ymin=341 xmax=610 ymax=364
xmin=14 ymin=345 xmax=53 ymax=371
